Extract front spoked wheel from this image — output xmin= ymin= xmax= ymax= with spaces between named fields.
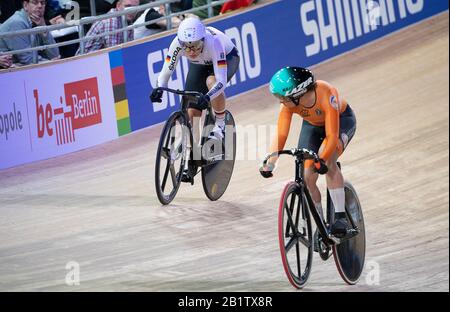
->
xmin=155 ymin=112 xmax=188 ymax=205
xmin=278 ymin=182 xmax=313 ymax=289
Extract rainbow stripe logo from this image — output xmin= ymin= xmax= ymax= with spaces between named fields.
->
xmin=109 ymin=50 xmax=131 ymax=136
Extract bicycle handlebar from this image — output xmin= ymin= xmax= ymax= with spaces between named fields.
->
xmin=263 ymin=148 xmax=321 ymax=166
xmin=153 ymin=87 xmax=205 ymax=99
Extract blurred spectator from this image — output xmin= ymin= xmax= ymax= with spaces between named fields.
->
xmin=133 ymin=1 xmax=187 ymax=40
xmin=0 ymin=0 xmax=60 ymax=65
xmin=0 ymin=0 xmax=70 ymax=24
xmin=45 ymin=0 xmax=66 ymax=21
xmin=0 ymin=54 xmax=13 ymax=69
xmin=78 ymin=0 xmax=116 ymax=17
xmin=76 ymin=0 xmax=139 ymax=54
xmin=171 ymin=0 xmax=193 ymax=13
xmin=220 ymin=0 xmax=256 ymax=14
xmin=44 ymin=1 xmax=73 ymax=26
xmin=0 ymin=0 xmax=23 ymax=24
xmin=137 ymin=0 xmax=192 ymax=15
xmin=192 ymin=0 xmax=220 ymax=20
xmin=44 ymin=1 xmax=81 ymax=58
xmin=99 ymin=0 xmax=118 ymax=14
xmin=133 ymin=6 xmax=164 ymax=39
xmin=157 ymin=3 xmax=183 ymax=25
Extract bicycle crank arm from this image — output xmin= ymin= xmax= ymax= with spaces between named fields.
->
xmin=328 ymin=228 xmax=361 ymax=245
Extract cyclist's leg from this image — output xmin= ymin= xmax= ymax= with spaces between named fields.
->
xmin=319 ymin=141 xmax=347 ymax=235
xmin=185 ymin=63 xmax=210 ymax=144
xmin=298 ymin=121 xmax=325 ymax=215
xmin=323 ymin=104 xmax=357 ymax=196
xmin=321 ymin=105 xmax=357 ymax=234
xmin=206 ymin=75 xmax=226 ymax=119
xmin=322 ymin=145 xmax=343 ymax=189
xmin=207 ymin=51 xmax=240 ymax=137
xmin=338 ymin=104 xmax=357 ymax=154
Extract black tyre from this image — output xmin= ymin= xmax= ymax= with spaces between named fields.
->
xmin=155 ymin=112 xmax=188 ymax=205
xmin=278 ymin=182 xmax=314 ymax=289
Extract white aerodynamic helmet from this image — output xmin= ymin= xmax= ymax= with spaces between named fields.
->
xmin=177 ymin=17 xmax=206 ymax=44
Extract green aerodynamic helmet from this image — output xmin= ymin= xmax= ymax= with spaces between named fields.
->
xmin=269 ymin=67 xmax=316 ymax=101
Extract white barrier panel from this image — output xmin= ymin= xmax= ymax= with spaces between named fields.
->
xmin=0 ymin=54 xmax=118 ymax=169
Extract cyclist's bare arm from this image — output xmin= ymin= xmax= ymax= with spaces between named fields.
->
xmin=268 ymin=105 xmax=294 ymax=165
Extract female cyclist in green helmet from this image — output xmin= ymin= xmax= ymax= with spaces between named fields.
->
xmin=260 ymin=67 xmax=357 ymax=240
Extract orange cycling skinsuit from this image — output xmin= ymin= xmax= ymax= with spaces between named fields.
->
xmin=271 ymin=79 xmax=356 ymax=168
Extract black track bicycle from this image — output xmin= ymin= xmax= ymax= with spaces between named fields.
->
xmin=152 ymin=87 xmax=236 ymax=205
xmin=263 ymin=148 xmax=366 ymax=289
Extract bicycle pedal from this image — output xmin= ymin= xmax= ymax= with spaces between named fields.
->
xmin=179 ymin=169 xmax=194 ymax=184
xmin=344 ymin=228 xmax=359 ymax=239
xmin=181 ymin=175 xmax=194 ymax=184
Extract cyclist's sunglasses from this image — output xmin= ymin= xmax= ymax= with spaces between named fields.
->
xmin=179 ymin=39 xmax=204 ymax=53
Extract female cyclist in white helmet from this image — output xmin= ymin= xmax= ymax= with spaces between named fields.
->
xmin=151 ymin=17 xmax=240 ymax=143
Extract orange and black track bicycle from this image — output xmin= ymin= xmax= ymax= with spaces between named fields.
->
xmin=152 ymin=87 xmax=236 ymax=205
xmin=263 ymin=148 xmax=366 ymax=289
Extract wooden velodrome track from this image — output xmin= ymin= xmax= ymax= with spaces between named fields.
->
xmin=0 ymin=12 xmax=448 ymax=292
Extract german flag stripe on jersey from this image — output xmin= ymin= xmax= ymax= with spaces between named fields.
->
xmin=165 ymin=56 xmax=171 ymax=63
xmin=217 ymin=60 xmax=227 ymax=68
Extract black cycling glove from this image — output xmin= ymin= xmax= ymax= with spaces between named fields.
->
xmin=150 ymin=88 xmax=163 ymax=103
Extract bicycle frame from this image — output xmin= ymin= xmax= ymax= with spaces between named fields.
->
xmin=153 ymin=87 xmax=237 ymax=203
xmin=153 ymin=87 xmax=218 ymax=168
xmin=293 ymin=155 xmax=335 ymax=246
xmin=264 ymin=149 xmax=359 ymax=247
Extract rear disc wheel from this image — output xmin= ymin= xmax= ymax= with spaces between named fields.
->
xmin=332 ymin=181 xmax=366 ymax=284
xmin=201 ymin=110 xmax=236 ymax=201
